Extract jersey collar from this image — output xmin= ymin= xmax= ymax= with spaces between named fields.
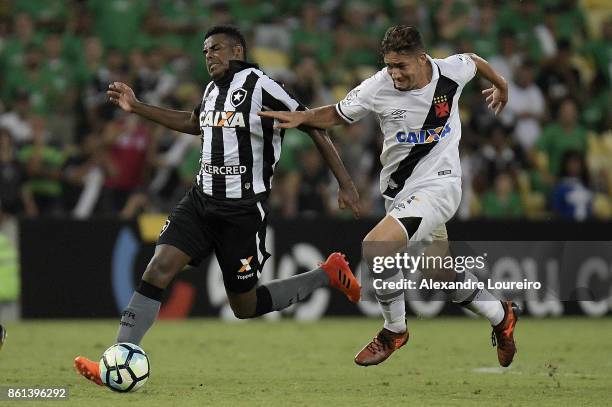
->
xmin=427 ymin=55 xmax=440 ymax=82
xmin=213 ymin=60 xmax=259 ymax=88
xmin=407 ymin=55 xmax=439 ymax=95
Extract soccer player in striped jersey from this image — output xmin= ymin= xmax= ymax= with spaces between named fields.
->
xmin=75 ymin=25 xmax=362 ymax=385
xmin=260 ymin=26 xmax=519 ymax=367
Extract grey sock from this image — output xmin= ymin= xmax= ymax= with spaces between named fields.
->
xmin=451 ymin=270 xmax=481 ymax=303
xmin=264 ymin=267 xmax=329 ymax=311
xmin=116 ymin=292 xmax=161 ymax=345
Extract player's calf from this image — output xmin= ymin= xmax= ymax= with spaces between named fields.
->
xmin=239 ymin=252 xmax=361 ymax=318
xmin=142 ymin=252 xmax=183 ymax=289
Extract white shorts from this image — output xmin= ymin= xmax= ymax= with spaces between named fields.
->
xmin=385 ymin=178 xmax=462 ymax=243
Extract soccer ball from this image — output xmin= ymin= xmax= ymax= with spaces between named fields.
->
xmin=99 ymin=343 xmax=150 ymax=392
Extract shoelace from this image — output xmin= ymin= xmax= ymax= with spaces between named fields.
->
xmin=367 ymin=331 xmax=393 ymax=353
xmin=491 ymin=330 xmax=497 ymax=347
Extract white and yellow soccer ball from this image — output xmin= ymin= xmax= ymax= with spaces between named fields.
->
xmin=99 ymin=343 xmax=150 ymax=392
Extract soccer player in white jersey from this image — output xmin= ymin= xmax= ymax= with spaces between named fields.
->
xmin=260 ymin=25 xmax=519 ymax=367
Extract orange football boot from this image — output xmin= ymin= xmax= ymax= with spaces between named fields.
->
xmin=491 ymin=301 xmax=520 ymax=367
xmin=354 ymin=326 xmax=409 ymax=366
xmin=74 ymin=356 xmax=103 ymax=386
xmin=321 ymin=252 xmax=361 ymax=303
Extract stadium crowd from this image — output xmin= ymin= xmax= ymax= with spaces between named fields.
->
xmin=0 ymin=0 xmax=610 ymax=222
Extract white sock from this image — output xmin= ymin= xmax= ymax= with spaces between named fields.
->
xmin=464 ymin=290 xmax=505 ymax=326
xmin=380 ymin=296 xmax=407 ymax=333
xmin=374 ymin=268 xmax=407 ymax=333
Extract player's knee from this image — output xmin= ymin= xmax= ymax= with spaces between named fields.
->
xmin=362 ymin=231 xmax=382 ymax=262
xmin=421 ymin=267 xmax=451 ymax=281
xmin=231 ymin=305 xmax=254 ymax=320
xmin=232 ymin=309 xmax=252 ymax=320
xmin=363 ymin=227 xmax=406 ymax=264
xmin=363 ymin=229 xmax=381 ymax=244
xmin=227 ymin=288 xmax=258 ymax=319
xmin=144 ymin=255 xmax=178 ymax=287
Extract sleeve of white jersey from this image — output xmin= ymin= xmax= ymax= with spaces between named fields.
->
xmin=335 ymin=73 xmax=380 ymax=123
xmin=443 ymin=54 xmax=477 ymax=86
xmin=260 ymin=76 xmax=303 ymax=112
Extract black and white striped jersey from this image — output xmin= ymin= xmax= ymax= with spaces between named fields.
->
xmin=194 ymin=61 xmax=303 ymax=200
xmin=336 ymin=54 xmax=476 ymax=200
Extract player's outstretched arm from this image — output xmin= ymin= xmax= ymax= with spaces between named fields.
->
xmin=307 ymin=128 xmax=360 ymax=218
xmin=258 ymin=105 xmax=344 ymax=130
xmin=468 ymin=54 xmax=508 ymax=115
xmin=107 ymin=82 xmax=200 ymax=135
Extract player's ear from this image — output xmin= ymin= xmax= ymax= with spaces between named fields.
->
xmin=417 ymin=53 xmax=427 ymax=66
xmin=233 ymin=44 xmax=245 ymax=61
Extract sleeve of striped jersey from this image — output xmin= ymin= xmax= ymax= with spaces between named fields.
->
xmin=260 ymin=76 xmax=302 ymax=112
xmin=335 ymin=74 xmax=378 ymax=123
xmin=443 ymin=54 xmax=477 ymax=86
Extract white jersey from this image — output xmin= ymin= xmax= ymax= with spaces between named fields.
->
xmin=336 ymin=54 xmax=476 ymax=200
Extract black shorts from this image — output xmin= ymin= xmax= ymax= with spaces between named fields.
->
xmin=157 ymin=185 xmax=270 ymax=293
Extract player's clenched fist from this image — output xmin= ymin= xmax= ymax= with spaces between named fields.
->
xmin=107 ymin=82 xmax=138 ymax=112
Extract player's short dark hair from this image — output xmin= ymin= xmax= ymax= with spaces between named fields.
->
xmin=204 ymin=25 xmax=247 ymax=60
xmin=381 ymin=25 xmax=425 ymax=55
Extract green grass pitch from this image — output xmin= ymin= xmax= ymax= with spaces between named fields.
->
xmin=1 ymin=318 xmax=611 ymax=406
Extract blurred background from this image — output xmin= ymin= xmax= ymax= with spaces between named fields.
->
xmin=0 ymin=0 xmax=611 ymax=320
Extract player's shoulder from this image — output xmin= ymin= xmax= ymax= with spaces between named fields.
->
xmin=253 ymin=68 xmax=303 ymax=109
xmin=432 ymin=54 xmax=476 ymax=83
xmin=433 ymin=54 xmax=472 ymax=71
xmin=354 ymin=68 xmax=393 ymax=98
xmin=251 ymin=67 xmax=269 ymax=81
xmin=256 ymin=70 xmax=299 ymax=100
xmin=203 ymin=80 xmax=216 ymax=94
xmin=366 ymin=68 xmax=392 ymax=87
xmin=251 ymin=67 xmax=281 ymax=88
